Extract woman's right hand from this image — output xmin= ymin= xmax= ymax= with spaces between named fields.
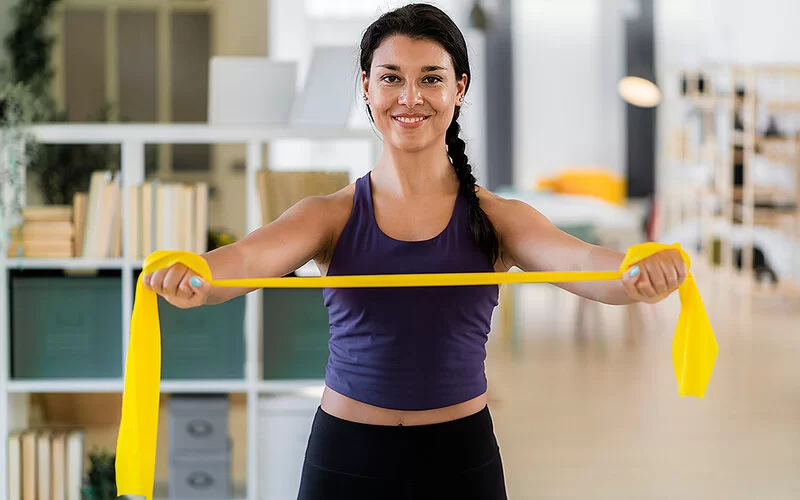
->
xmin=142 ymin=263 xmax=212 ymax=309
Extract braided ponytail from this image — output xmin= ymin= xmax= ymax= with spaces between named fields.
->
xmin=446 ymin=107 xmax=499 ymax=265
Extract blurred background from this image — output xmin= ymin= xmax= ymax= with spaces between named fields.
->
xmin=1 ymin=0 xmax=799 ymax=499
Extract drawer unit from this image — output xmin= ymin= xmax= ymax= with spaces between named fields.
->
xmin=169 ymin=395 xmax=229 ymax=454
xmin=169 ymin=395 xmax=232 ymax=500
xmin=169 ymin=449 xmax=231 ymax=500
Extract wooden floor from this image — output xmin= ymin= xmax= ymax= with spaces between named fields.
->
xmin=486 ymin=273 xmax=800 ymax=499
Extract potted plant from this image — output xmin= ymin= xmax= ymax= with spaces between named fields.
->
xmin=0 ymin=77 xmax=41 ymax=251
xmin=3 ymin=0 xmax=121 ymax=206
xmin=82 ymin=449 xmax=117 ymax=500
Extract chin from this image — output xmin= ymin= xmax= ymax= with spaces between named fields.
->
xmin=387 ymin=135 xmax=433 ymax=153
xmin=379 ymin=125 xmax=441 ymax=154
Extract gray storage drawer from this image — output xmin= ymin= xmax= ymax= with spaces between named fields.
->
xmin=169 ymin=452 xmax=231 ymax=500
xmin=169 ymin=395 xmax=229 ymax=454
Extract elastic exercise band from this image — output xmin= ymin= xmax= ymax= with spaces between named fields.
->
xmin=115 ymin=241 xmax=718 ymax=499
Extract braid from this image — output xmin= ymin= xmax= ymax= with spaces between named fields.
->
xmin=446 ymin=108 xmax=499 ymax=265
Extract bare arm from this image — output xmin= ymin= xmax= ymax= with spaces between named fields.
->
xmin=145 ymin=189 xmax=351 ymax=308
xmin=202 ymin=195 xmax=338 ymax=304
xmin=483 ymin=193 xmax=636 ymax=305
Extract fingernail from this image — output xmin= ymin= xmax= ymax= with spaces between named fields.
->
xmin=628 ymin=265 xmax=640 ymax=278
xmin=190 ymin=276 xmax=202 ymax=288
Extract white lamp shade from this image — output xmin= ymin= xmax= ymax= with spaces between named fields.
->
xmin=617 ymin=76 xmax=661 ymax=108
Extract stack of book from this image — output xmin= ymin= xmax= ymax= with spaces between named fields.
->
xmin=6 ymin=428 xmax=85 ymax=500
xmin=74 ymin=170 xmax=120 ymax=258
xmin=8 ymin=170 xmax=211 ymax=260
xmin=125 ymin=179 xmax=209 ymax=259
xmin=7 ymin=206 xmax=74 ymax=258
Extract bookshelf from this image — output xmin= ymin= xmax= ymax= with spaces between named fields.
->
xmin=0 ymin=123 xmax=381 ymax=500
xmin=664 ymin=65 xmax=800 ymax=296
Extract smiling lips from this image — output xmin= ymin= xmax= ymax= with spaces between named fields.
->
xmin=393 ymin=114 xmax=430 ymax=129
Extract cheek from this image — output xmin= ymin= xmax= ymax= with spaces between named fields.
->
xmin=369 ymin=93 xmax=395 ymax=118
xmin=429 ymin=90 xmax=456 ymax=112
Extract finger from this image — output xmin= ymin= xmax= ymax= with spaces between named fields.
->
xmin=622 ymin=263 xmax=649 ymax=300
xmin=659 ymin=256 xmax=679 ymax=292
xmin=647 ymin=258 xmax=669 ymax=296
xmin=635 ymin=280 xmax=658 ymax=301
xmin=149 ymin=268 xmax=167 ymax=295
xmin=162 ymin=265 xmax=188 ymax=296
xmin=177 ymin=274 xmax=197 ymax=299
xmin=634 ymin=266 xmax=659 ymax=300
xmin=675 ymin=255 xmax=687 ymax=284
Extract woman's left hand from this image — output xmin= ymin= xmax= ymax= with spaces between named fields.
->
xmin=621 ymin=248 xmax=687 ymax=304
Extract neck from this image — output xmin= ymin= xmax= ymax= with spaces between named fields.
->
xmin=373 ymin=141 xmax=456 ymax=197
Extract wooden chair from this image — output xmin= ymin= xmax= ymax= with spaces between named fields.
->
xmin=497 ymin=223 xmax=602 ymax=349
xmin=256 ymin=169 xmax=351 ymax=224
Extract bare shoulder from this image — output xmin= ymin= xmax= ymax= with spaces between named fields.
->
xmin=281 ymin=182 xmax=355 ymax=224
xmin=287 ymin=182 xmax=356 ymax=264
xmin=475 ymin=185 xmax=544 ymax=230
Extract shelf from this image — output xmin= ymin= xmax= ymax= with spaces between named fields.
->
xmin=26 ymin=123 xmax=378 ymax=144
xmin=7 ymin=379 xmax=123 ymax=393
xmin=162 ymin=380 xmax=249 ymax=393
xmin=3 ymin=258 xmax=125 ymax=270
xmin=766 ymin=101 xmax=800 ymax=113
xmin=6 ymin=379 xmax=250 ymax=393
xmin=257 ymin=380 xmax=325 ymax=395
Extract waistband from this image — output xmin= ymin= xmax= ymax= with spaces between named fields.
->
xmin=303 ymin=405 xmax=500 ymax=479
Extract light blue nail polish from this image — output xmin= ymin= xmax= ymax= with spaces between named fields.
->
xmin=190 ymin=276 xmax=202 ymax=287
xmin=628 ymin=265 xmax=640 ymax=278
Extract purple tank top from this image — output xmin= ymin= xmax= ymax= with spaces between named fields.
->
xmin=322 ymin=172 xmax=499 ymax=411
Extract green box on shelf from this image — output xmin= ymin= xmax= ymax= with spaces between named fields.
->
xmin=262 ymin=288 xmax=330 ymax=380
xmin=10 ymin=274 xmax=122 ymax=379
xmin=156 ymin=295 xmax=246 ymax=380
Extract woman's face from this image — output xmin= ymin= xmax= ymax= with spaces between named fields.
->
xmin=363 ymin=35 xmax=467 ymax=154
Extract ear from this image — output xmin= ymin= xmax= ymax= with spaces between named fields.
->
xmin=456 ymin=72 xmax=468 ymax=105
xmin=361 ymin=70 xmax=370 ymax=102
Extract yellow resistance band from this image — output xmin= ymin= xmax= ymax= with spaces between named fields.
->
xmin=115 ymin=241 xmax=718 ymax=499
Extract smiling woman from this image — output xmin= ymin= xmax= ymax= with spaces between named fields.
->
xmin=142 ymin=3 xmax=689 ymax=499
xmin=359 ymin=13 xmax=501 ymax=263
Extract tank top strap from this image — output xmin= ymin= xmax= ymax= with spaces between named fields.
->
xmin=354 ymin=173 xmax=371 ymax=207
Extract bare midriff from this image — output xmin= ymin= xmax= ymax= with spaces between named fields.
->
xmin=320 ymin=386 xmax=488 ymax=426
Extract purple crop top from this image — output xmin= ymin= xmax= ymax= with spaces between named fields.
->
xmin=321 ymin=172 xmax=499 ymax=411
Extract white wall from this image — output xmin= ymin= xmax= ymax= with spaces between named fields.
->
xmin=209 ymin=0 xmax=269 ymax=239
xmin=510 ymin=0 xmax=626 ymax=191
xmin=656 ymin=0 xmax=800 ymax=66
xmin=654 ymin=0 xmax=800 ymax=210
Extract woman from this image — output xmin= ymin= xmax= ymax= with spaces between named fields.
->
xmin=144 ymin=4 xmax=685 ymax=499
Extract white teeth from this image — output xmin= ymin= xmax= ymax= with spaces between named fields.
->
xmin=395 ymin=116 xmax=425 ymax=123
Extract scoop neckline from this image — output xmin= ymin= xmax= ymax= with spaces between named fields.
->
xmin=364 ymin=171 xmax=459 ymax=244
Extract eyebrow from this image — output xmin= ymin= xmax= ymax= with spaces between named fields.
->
xmin=377 ymin=64 xmax=448 ymax=72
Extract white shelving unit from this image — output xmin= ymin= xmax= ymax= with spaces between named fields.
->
xmin=0 ymin=122 xmax=381 ymax=500
xmin=663 ymin=65 xmax=800 ymax=295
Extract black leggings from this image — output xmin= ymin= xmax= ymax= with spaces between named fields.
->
xmin=297 ymin=405 xmax=508 ymax=500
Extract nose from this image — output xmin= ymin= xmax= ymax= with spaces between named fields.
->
xmin=398 ymin=81 xmax=423 ymax=107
